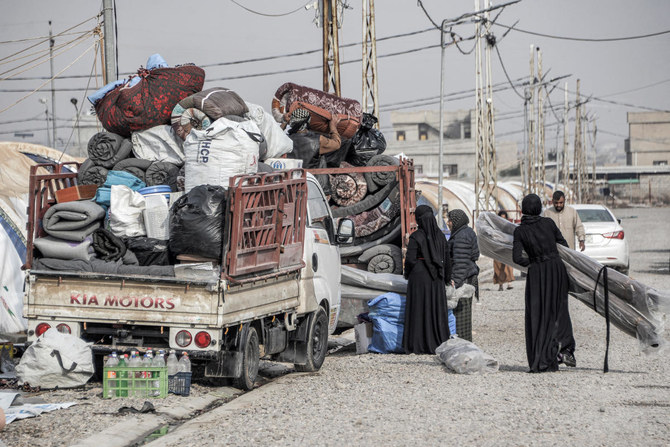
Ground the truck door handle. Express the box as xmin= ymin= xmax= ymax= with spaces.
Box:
xmin=312 ymin=253 xmax=318 ymax=272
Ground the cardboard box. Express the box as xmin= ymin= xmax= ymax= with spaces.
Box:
xmin=55 ymin=184 xmax=98 ymax=203
xmin=354 ymin=322 xmax=373 ymax=355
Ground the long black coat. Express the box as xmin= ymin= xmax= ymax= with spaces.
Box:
xmin=449 ymin=225 xmax=480 ymax=288
xmin=402 ymin=229 xmax=452 ymax=354
xmin=513 ymin=216 xmax=576 ymax=372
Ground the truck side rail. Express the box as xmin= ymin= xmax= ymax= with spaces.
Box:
xmin=224 ymin=169 xmax=307 ymax=281
xmin=307 ymin=157 xmax=417 ymax=250
xmin=24 ymin=162 xmax=81 ymax=269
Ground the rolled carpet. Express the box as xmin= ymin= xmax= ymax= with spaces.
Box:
xmin=350 ymin=187 xmax=400 ymax=237
xmin=113 ymin=158 xmax=152 ymax=183
xmin=88 ymin=132 xmax=133 ymax=169
xmin=332 ymin=181 xmax=397 ymax=219
xmin=145 ymin=161 xmax=181 ymax=191
xmin=329 ymin=162 xmax=367 ymax=207
xmin=364 ymin=154 xmax=399 ymax=193
xmin=77 ymin=159 xmax=109 ymax=186
xmin=42 ymin=200 xmax=106 ymax=242
xmin=359 ymin=244 xmax=403 ymax=275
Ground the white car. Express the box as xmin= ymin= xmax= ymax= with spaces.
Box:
xmin=573 ymin=204 xmax=630 ymax=274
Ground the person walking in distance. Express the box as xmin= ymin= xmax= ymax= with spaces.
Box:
xmin=402 ymin=205 xmax=452 ymax=354
xmin=493 ymin=210 xmax=515 ymax=291
xmin=543 ymin=190 xmax=586 ymax=251
xmin=513 ymin=194 xmax=577 ymax=372
xmin=447 ymin=209 xmax=479 ymax=342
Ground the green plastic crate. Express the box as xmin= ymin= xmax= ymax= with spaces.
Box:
xmin=103 ymin=366 xmax=168 ymax=399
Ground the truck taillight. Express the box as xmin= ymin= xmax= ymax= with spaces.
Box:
xmin=175 ymin=330 xmax=192 ymax=347
xmin=35 ymin=323 xmax=51 ymax=337
xmin=194 ymin=331 xmax=211 ymax=348
xmin=56 ymin=323 xmax=71 ymax=334
xmin=603 ymin=231 xmax=624 ymax=239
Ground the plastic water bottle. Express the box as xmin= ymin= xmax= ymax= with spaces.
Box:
xmin=117 ymin=354 xmax=128 ymax=397
xmin=167 ymin=350 xmax=179 ymax=376
xmin=178 ymin=352 xmax=191 ymax=373
xmin=105 ymin=352 xmax=119 ymax=398
xmin=151 ymin=350 xmax=166 ymax=396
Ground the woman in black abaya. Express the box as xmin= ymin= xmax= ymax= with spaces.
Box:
xmin=402 ymin=205 xmax=452 ymax=354
xmin=513 ymin=194 xmax=576 ymax=372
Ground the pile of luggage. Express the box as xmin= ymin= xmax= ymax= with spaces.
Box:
xmin=33 ymin=54 xmax=294 ymax=277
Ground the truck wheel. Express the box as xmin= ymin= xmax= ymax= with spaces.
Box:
xmin=234 ymin=326 xmax=259 ymax=391
xmin=295 ymin=307 xmax=328 ymax=372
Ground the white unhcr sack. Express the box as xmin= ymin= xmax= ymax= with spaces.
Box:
xmin=131 ymin=124 xmax=185 ymax=165
xmin=245 ymin=102 xmax=293 ymax=160
xmin=16 ymin=328 xmax=94 ymax=388
xmin=183 ymin=116 xmax=261 ymax=193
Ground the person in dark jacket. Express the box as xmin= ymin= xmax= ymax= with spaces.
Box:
xmin=402 ymin=205 xmax=452 ymax=354
xmin=447 ymin=209 xmax=479 ymax=341
xmin=513 ymin=193 xmax=576 ymax=372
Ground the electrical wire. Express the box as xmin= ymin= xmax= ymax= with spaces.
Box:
xmin=494 ymin=44 xmax=526 ymax=100
xmin=0 ymin=31 xmax=92 ymax=66
xmin=0 ymin=14 xmax=100 ymax=63
xmin=492 ymin=21 xmax=670 ymax=42
xmin=415 ymin=0 xmax=441 ymax=30
xmin=599 ymin=77 xmax=670 ymax=98
xmin=0 ymin=42 xmax=97 ymax=115
xmin=229 ymin=0 xmax=313 ymax=17
xmin=0 ymin=31 xmax=94 ymax=45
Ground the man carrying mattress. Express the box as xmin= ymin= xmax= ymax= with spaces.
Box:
xmin=282 ymin=108 xmax=342 ymax=167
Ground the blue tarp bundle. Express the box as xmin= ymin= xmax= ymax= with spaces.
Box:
xmin=367 ymin=292 xmax=406 ymax=354
xmin=94 ymin=171 xmax=146 ymax=210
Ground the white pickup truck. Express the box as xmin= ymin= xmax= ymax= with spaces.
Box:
xmin=23 ymin=164 xmax=353 ymax=389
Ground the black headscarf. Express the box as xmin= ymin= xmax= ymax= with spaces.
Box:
xmin=521 ymin=193 xmax=543 ymax=224
xmin=448 ymin=209 xmax=469 ymax=233
xmin=414 ymin=205 xmax=446 ymax=280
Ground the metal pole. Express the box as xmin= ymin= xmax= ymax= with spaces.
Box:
xmin=49 ymin=21 xmax=57 ymax=149
xmin=438 ymin=19 xmax=447 ymax=217
xmin=102 ymin=0 xmax=116 ymax=84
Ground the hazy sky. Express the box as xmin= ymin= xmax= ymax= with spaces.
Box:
xmin=1 ymin=0 xmax=669 ymax=158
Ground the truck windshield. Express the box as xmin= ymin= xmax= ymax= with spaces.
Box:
xmin=307 ymin=181 xmax=330 ymax=227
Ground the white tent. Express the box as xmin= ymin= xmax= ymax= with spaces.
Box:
xmin=0 ymin=143 xmax=82 ymax=334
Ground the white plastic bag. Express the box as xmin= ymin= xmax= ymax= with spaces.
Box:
xmin=245 ymin=102 xmax=293 ymax=160
xmin=16 ymin=328 xmax=94 ymax=388
xmin=183 ymin=116 xmax=261 ymax=193
xmin=435 ymin=338 xmax=499 ymax=374
xmin=109 ymin=185 xmax=146 ymax=237
xmin=131 ymin=124 xmax=185 ymax=165
xmin=446 ymin=283 xmax=476 ymax=310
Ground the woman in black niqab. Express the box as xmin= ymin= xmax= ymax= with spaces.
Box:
xmin=513 ymin=194 xmax=576 ymax=372
xmin=402 ymin=205 xmax=452 ymax=354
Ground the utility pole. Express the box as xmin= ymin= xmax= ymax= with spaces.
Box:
xmin=591 ymin=116 xmax=597 ymax=200
xmin=361 ymin=0 xmax=379 ymax=122
xmin=321 ymin=0 xmax=341 ymax=96
xmin=102 ymin=0 xmax=117 ymax=84
xmin=483 ymin=0 xmax=497 ymax=213
xmin=537 ymin=47 xmax=545 ymax=202
xmin=474 ymin=0 xmax=486 ymax=216
xmin=48 ymin=21 xmax=57 ymax=148
xmin=561 ymin=82 xmax=569 ymax=190
xmin=527 ymin=45 xmax=536 ymax=195
xmin=573 ymin=79 xmax=582 ymax=203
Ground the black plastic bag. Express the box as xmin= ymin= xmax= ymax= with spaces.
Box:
xmin=169 ymin=185 xmax=227 ymax=260
xmin=347 ymin=113 xmax=387 ymax=167
xmin=124 ymin=237 xmax=171 ymax=266
xmin=287 ymin=131 xmax=322 ymax=168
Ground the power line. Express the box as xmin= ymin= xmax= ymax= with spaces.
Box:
xmin=599 ymin=77 xmax=670 ymax=98
xmin=229 ymin=0 xmax=312 ymax=17
xmin=492 ymin=21 xmax=670 ymax=42
xmin=0 ymin=31 xmax=93 ymax=45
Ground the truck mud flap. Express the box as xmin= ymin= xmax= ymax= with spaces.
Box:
xmin=272 ymin=313 xmax=311 ymax=365
xmin=204 ymin=351 xmax=243 ymax=378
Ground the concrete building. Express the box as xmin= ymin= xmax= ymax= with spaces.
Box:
xmin=385 ymin=109 xmax=518 ymax=180
xmin=625 ymin=112 xmax=670 ymax=166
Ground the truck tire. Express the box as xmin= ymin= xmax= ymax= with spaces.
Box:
xmin=295 ymin=306 xmax=328 ymax=372
xmin=234 ymin=326 xmax=260 ymax=391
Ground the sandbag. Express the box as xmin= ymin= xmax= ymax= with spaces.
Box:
xmin=435 ymin=338 xmax=499 ymax=374
xmin=169 ymin=185 xmax=226 ymax=259
xmin=347 ymin=113 xmax=387 ymax=167
xmin=245 ymin=102 xmax=293 ymax=159
xmin=183 ymin=117 xmax=261 ymax=193
xmin=16 ymin=328 xmax=94 ymax=389
xmin=131 ymin=125 xmax=185 ymax=165
xmin=95 ymin=64 xmax=205 ymax=137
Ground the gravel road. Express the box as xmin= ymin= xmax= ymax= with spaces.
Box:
xmin=2 ymin=207 xmax=669 ymax=447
